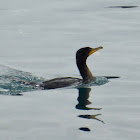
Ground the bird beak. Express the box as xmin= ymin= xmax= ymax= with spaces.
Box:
xmin=89 ymin=46 xmax=103 ymax=55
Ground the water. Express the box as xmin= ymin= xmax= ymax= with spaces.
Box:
xmin=0 ymin=0 xmax=140 ymax=139
xmin=0 ymin=65 xmax=45 ymax=95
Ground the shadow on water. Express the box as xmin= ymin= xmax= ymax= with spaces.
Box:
xmin=76 ymin=88 xmax=104 ymax=132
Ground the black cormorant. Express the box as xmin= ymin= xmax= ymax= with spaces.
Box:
xmin=40 ymin=46 xmax=104 ymax=89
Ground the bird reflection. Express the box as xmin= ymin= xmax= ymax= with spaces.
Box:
xmin=78 ymin=114 xmax=105 ymax=124
xmin=76 ymin=88 xmax=102 ymax=110
xmin=79 ymin=127 xmax=91 ymax=132
xmin=76 ymin=88 xmax=104 ymax=131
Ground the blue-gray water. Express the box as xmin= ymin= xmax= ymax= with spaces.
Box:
xmin=0 ymin=0 xmax=140 ymax=140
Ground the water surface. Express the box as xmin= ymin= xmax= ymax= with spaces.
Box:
xmin=0 ymin=0 xmax=140 ymax=140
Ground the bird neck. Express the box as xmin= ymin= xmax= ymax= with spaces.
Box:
xmin=76 ymin=59 xmax=95 ymax=82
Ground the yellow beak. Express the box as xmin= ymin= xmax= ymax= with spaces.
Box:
xmin=89 ymin=46 xmax=103 ymax=55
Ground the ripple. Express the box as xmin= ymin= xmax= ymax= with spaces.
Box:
xmin=108 ymin=6 xmax=138 ymax=8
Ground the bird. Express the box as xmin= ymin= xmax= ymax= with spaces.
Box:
xmin=40 ymin=46 xmax=112 ymax=89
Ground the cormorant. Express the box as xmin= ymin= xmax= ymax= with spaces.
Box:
xmin=40 ymin=46 xmax=105 ymax=89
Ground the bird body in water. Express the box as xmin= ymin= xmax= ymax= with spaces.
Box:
xmin=0 ymin=46 xmax=119 ymax=95
xmin=40 ymin=46 xmax=115 ymax=89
